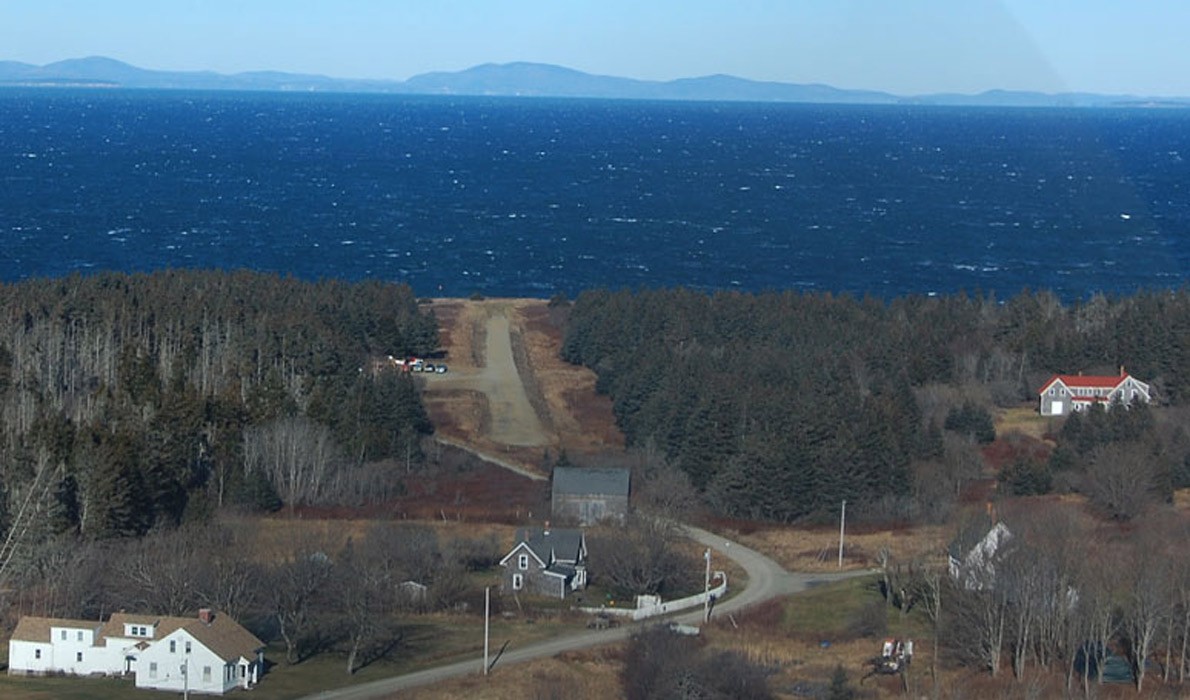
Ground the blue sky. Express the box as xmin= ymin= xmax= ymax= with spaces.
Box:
xmin=4 ymin=1 xmax=1189 ymax=96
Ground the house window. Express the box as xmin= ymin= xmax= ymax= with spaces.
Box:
xmin=149 ymin=662 xmax=158 ymax=679
xmin=203 ymin=666 xmax=211 ymax=683
xmin=185 ymin=641 xmax=192 ymax=654
xmin=76 ymin=652 xmax=83 ymax=662
xmin=170 ymin=640 xmax=176 ymax=653
xmin=34 ymin=649 xmax=41 ymax=660
xmin=77 ymin=631 xmax=83 ymax=641
xmin=512 ymin=573 xmax=524 ymax=590
xmin=518 ymin=554 xmax=529 ymax=570
xmin=60 ymin=630 xmax=66 ymax=640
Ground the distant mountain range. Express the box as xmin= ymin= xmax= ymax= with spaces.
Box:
xmin=1 ymin=56 xmax=1187 ymax=108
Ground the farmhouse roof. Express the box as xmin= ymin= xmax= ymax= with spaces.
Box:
xmin=14 ymin=610 xmax=265 ymax=661
xmin=552 ymin=467 xmax=630 ymax=497
xmin=180 ymin=611 xmax=264 ymax=661
xmin=1037 ymin=372 xmax=1133 ymax=394
xmin=10 ymin=616 xmax=101 ymax=643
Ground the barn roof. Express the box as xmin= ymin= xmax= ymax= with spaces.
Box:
xmin=552 ymin=467 xmax=630 ymax=498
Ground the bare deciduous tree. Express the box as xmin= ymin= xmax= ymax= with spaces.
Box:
xmin=243 ymin=417 xmax=341 ymax=510
xmin=1083 ymin=442 xmax=1157 ymax=521
xmin=267 ymin=536 xmax=335 ymax=665
xmin=586 ymin=517 xmax=698 ymax=598
xmin=121 ymin=527 xmax=206 ymax=616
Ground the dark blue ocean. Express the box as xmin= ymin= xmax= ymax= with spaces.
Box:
xmin=1 ymin=88 xmax=1186 ymax=300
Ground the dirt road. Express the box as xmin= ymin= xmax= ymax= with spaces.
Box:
xmin=298 ymin=300 xmax=870 ymax=699
xmin=304 ymin=526 xmax=870 ymax=700
xmin=424 ymin=304 xmax=549 ymax=447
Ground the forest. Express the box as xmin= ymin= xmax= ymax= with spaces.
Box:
xmin=0 ymin=273 xmax=1187 ymax=692
xmin=0 ymin=270 xmax=438 ymax=566
xmin=560 ymin=287 xmax=1190 ymax=522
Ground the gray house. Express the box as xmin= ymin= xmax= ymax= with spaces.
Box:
xmin=499 ymin=526 xmax=587 ymax=599
xmin=1037 ymin=370 xmax=1151 ymax=416
xmin=551 ymin=467 xmax=630 ymax=525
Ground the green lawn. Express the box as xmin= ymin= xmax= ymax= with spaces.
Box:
xmin=781 ymin=574 xmax=929 ymax=643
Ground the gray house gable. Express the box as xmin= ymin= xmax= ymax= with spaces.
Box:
xmin=499 ymin=527 xmax=588 ymax=599
xmin=499 ymin=540 xmax=548 ymax=569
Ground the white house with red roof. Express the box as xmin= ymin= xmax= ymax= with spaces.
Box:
xmin=1037 ymin=369 xmax=1151 ymax=416
xmin=7 ymin=609 xmax=264 ymax=695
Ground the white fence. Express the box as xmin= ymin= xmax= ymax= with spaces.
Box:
xmin=581 ymin=572 xmax=727 ymax=622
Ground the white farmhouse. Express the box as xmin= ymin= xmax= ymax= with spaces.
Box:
xmin=8 ymin=608 xmax=264 ymax=695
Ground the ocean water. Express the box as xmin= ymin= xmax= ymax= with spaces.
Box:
xmin=0 ymin=88 xmax=1186 ymax=300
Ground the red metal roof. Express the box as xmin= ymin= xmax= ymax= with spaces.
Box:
xmin=1038 ymin=373 xmax=1129 ymax=394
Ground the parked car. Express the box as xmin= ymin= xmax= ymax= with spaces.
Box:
xmin=435 ymin=365 xmax=448 ymax=374
xmin=423 ymin=363 xmax=435 ymax=373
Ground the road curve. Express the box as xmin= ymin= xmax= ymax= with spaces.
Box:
xmin=304 ymin=526 xmax=871 ymax=700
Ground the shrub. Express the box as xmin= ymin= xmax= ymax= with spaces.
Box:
xmin=998 ymin=458 xmax=1053 ymax=496
xmin=944 ymin=402 xmax=996 ymax=444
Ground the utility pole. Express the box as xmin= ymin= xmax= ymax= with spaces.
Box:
xmin=703 ymin=548 xmax=711 ymax=622
xmin=483 ymin=585 xmax=490 ymax=676
xmin=838 ymin=499 xmax=847 ymax=568
xmin=181 ymin=657 xmax=189 ymax=700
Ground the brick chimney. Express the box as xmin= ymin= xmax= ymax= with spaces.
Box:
xmin=198 ymin=608 xmax=214 ymax=625
xmin=543 ymin=520 xmax=551 ymax=536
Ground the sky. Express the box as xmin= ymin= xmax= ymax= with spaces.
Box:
xmin=4 ymin=0 xmax=1190 ymax=97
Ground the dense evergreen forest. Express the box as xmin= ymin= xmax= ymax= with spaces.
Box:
xmin=561 ymin=287 xmax=1190 ymax=522
xmin=0 ymin=270 xmax=437 ymax=551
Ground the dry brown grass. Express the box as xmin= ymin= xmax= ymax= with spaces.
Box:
xmin=242 ymin=516 xmax=519 ymax=561
xmin=425 ymin=388 xmax=491 ymax=442
xmin=1176 ymin=488 xmax=1190 ymax=513
xmin=515 ymin=302 xmax=624 ymax=456
xmin=724 ymin=523 xmax=949 ymax=573
xmin=400 ymin=647 xmax=623 ymax=700
xmin=995 ymin=405 xmax=1056 ymax=441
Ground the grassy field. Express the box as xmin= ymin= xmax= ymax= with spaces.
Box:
xmin=706 ymin=574 xmax=935 ymax=699
xmin=995 ymin=404 xmax=1056 ymax=440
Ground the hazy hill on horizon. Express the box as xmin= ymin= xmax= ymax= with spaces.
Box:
xmin=2 ymin=56 xmax=1187 ymax=107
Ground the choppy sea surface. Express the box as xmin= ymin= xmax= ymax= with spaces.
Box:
xmin=0 ymin=88 xmax=1186 ymax=300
